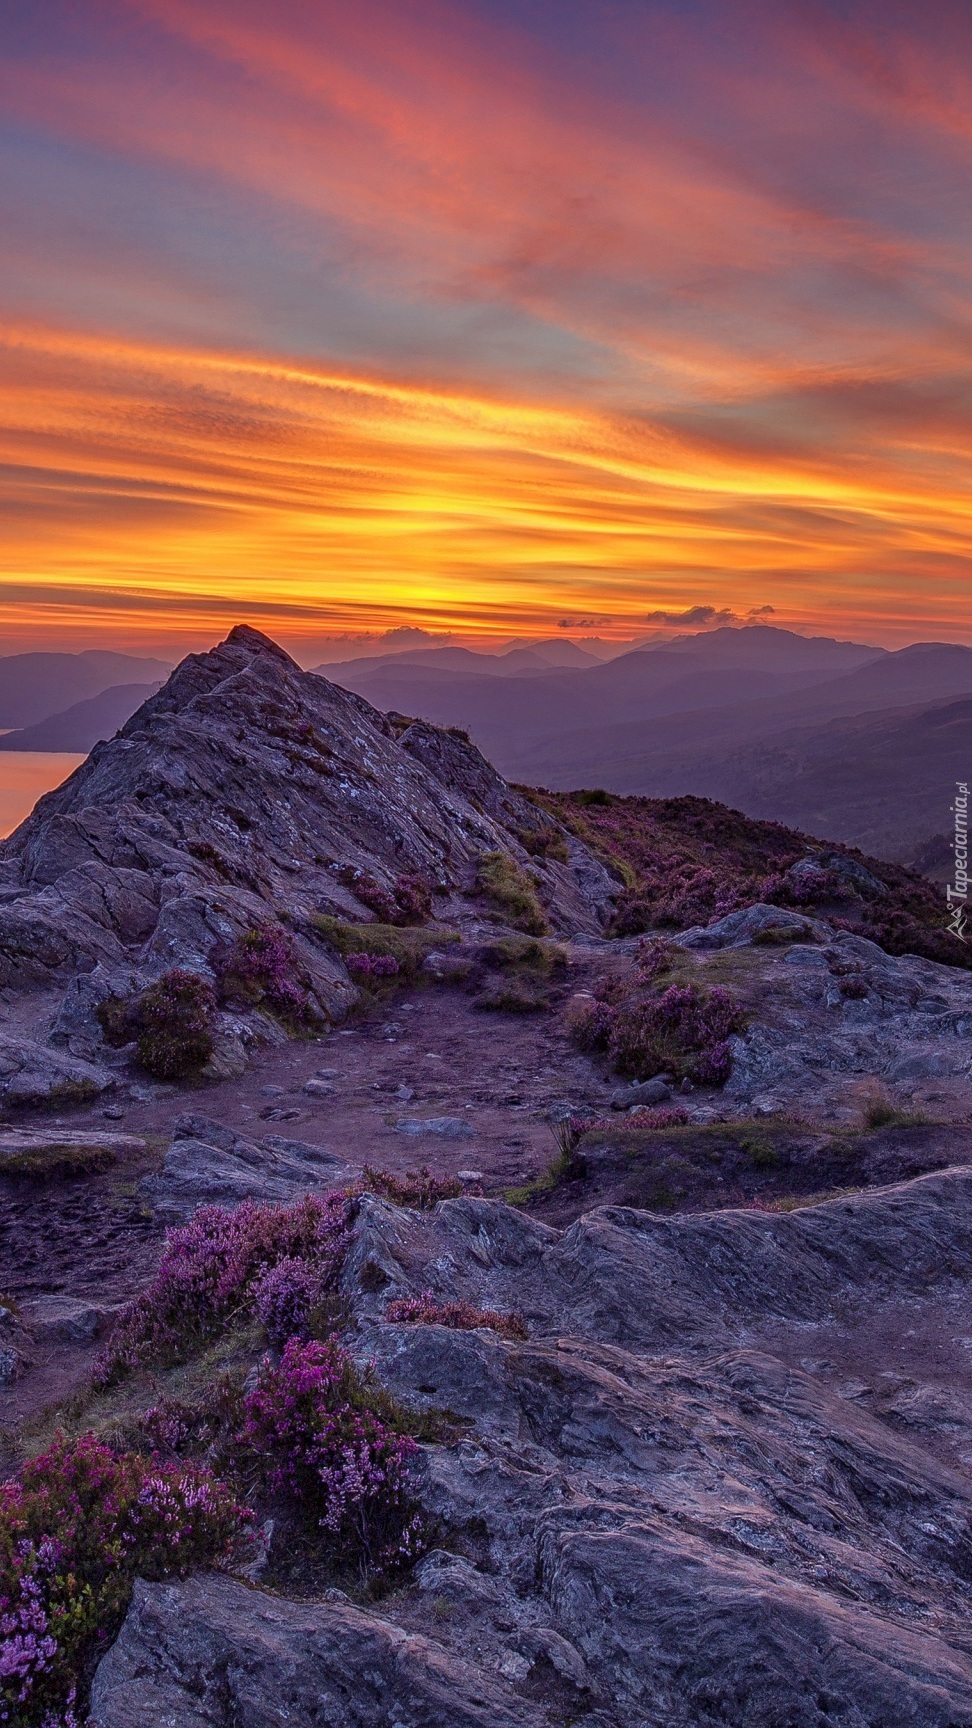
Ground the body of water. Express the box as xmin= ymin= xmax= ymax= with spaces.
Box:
xmin=0 ymin=752 xmax=85 ymax=838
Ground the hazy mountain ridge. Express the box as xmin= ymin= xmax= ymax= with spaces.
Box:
xmin=0 ymin=650 xmax=171 ymax=729
xmin=0 ymin=683 xmax=162 ymax=753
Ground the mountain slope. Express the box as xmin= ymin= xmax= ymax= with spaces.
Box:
xmin=0 ymin=626 xmax=614 ymax=1016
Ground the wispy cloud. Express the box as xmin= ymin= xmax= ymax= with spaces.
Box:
xmin=1 ymin=0 xmax=972 ymax=648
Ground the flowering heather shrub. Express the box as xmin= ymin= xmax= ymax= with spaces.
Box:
xmin=94 ymin=1191 xmax=353 ymax=1385
xmin=580 ymin=1106 xmax=691 ymax=1132
xmin=535 ymin=788 xmax=972 ymax=969
xmin=387 ymin=1291 xmax=527 ymax=1340
xmin=97 ymin=969 xmax=217 ymax=1078
xmin=608 ymin=982 xmax=743 ymax=1085
xmin=0 ymin=1434 xmax=245 ymax=1726
xmin=346 ymin=952 xmax=400 ymax=983
xmin=214 ymin=922 xmax=311 ymax=1024
xmin=336 ymin=866 xmax=432 ymax=926
xmin=139 ymin=1398 xmax=196 ymax=1454
xmin=570 ymin=971 xmax=743 ymax=1087
xmin=251 ymin=1256 xmax=327 ymax=1345
xmin=240 ymin=1339 xmax=426 ymax=1577
xmin=634 ymin=937 xmax=680 ymax=981
xmin=358 ymin=1166 xmax=464 ymax=1209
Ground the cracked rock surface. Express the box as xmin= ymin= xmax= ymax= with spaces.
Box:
xmin=93 ymin=1173 xmax=972 ymax=1727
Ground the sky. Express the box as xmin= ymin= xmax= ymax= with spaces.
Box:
xmin=2 ymin=0 xmax=972 ymax=657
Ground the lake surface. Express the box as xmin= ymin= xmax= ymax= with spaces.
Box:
xmin=0 ymin=752 xmax=85 ymax=838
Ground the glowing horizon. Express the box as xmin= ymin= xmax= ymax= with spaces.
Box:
xmin=3 ymin=1 xmax=972 ymax=656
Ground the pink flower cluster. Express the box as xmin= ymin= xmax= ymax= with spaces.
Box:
xmin=240 ymin=1339 xmax=425 ymax=1575
xmin=386 ymin=1291 xmax=527 ymax=1340
xmin=215 ymin=922 xmax=310 ymax=1023
xmin=0 ymin=1435 xmax=245 ymax=1726
xmin=336 ymin=866 xmax=432 ymax=926
xmin=251 ymin=1256 xmax=327 ymax=1345
xmin=94 ymin=1190 xmax=353 ymax=1384
xmin=346 ymin=952 xmax=400 ymax=982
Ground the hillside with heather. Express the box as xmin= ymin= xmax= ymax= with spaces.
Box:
xmin=1 ymin=628 xmax=972 ymax=1728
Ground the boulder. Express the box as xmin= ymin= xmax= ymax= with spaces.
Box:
xmin=677 ymin=902 xmax=826 ymax=949
xmin=0 ymin=1035 xmax=111 ymax=1109
xmin=95 ymin=1171 xmax=972 ymax=1726
xmin=610 ymin=1077 xmax=672 ymax=1109
xmin=0 ymin=1127 xmax=144 ymax=1179
xmin=394 ymin=1116 xmax=476 ymax=1139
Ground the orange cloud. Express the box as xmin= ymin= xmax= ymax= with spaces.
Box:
xmin=2 ymin=318 xmax=972 ymax=651
xmin=3 ymin=1 xmax=972 ymax=651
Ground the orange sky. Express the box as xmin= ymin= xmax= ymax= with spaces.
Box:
xmin=3 ymin=0 xmax=972 ymax=654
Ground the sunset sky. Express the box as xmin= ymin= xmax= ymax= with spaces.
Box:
xmin=3 ymin=0 xmax=972 ymax=656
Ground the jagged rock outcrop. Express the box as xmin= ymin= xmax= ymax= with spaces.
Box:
xmin=94 ymin=1172 xmax=972 ymax=1726
xmin=0 ymin=626 xmax=614 ymax=1086
xmin=139 ymin=1114 xmax=354 ymax=1219
xmin=670 ymin=904 xmax=972 ymax=1115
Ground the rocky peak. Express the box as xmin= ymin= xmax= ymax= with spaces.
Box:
xmin=0 ymin=626 xmax=615 ymax=1058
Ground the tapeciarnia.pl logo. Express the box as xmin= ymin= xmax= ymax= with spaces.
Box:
xmin=947 ymin=780 xmax=968 ymax=943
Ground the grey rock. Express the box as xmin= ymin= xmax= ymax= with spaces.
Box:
xmin=140 ymin=1116 xmax=353 ymax=1219
xmin=91 ymin=1574 xmax=548 ymax=1728
xmin=303 ymin=1077 xmax=334 ymax=1096
xmin=677 ymin=902 xmax=826 ymax=949
xmin=20 ymin=1294 xmax=111 ymax=1344
xmin=98 ymin=1172 xmax=972 ymax=1726
xmin=395 ymin=1116 xmax=476 ymax=1138
xmin=610 ymin=1077 xmax=672 ymax=1109
xmin=0 ymin=1345 xmax=26 ymax=1385
xmin=0 ymin=629 xmax=612 ymax=1051
xmin=0 ymin=1035 xmax=111 ymax=1107
xmin=0 ymin=1127 xmax=144 ymax=1171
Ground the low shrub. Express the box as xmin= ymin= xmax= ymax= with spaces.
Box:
xmin=239 ymin=1339 xmax=426 ymax=1579
xmin=345 ymin=952 xmax=400 ymax=985
xmin=634 ymin=937 xmax=680 ymax=982
xmin=96 ymin=969 xmax=217 ymax=1079
xmin=513 ymin=825 xmax=569 ymax=863
xmin=357 ymin=1166 xmax=464 ymax=1209
xmin=570 ymin=972 xmax=744 ymax=1086
xmin=313 ymin=917 xmax=457 ymax=982
xmin=93 ymin=1190 xmax=354 ymax=1385
xmin=536 ymin=789 xmax=972 ymax=969
xmin=475 ymin=852 xmax=549 ymax=935
xmin=336 ymin=867 xmax=432 ymax=926
xmin=214 ymin=922 xmax=311 ymax=1025
xmin=386 ymin=1291 xmax=527 ymax=1340
xmin=0 ymin=1433 xmax=245 ymax=1727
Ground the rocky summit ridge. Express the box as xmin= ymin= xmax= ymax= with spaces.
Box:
xmin=2 ymin=627 xmax=972 ymax=1728
xmin=0 ymin=624 xmax=613 ymax=1090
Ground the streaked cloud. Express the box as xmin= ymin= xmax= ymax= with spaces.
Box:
xmin=1 ymin=0 xmax=972 ymax=650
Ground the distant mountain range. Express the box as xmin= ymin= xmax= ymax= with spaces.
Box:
xmin=321 ymin=627 xmax=972 ymax=866
xmin=0 ymin=650 xmax=171 ymax=728
xmin=0 ymin=683 xmax=162 ymax=753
